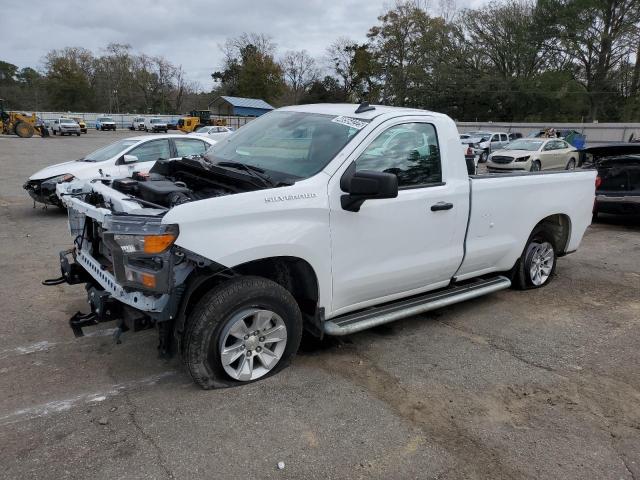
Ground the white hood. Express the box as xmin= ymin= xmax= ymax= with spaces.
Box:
xmin=29 ymin=160 xmax=109 ymax=181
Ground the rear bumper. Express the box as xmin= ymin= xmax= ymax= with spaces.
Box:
xmin=595 ymin=194 xmax=640 ymax=214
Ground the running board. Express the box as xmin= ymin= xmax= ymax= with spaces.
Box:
xmin=323 ymin=276 xmax=511 ymax=336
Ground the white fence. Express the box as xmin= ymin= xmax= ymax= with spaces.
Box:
xmin=22 ymin=111 xmax=640 ymax=143
xmin=31 ymin=112 xmax=255 ymax=130
xmin=457 ymin=122 xmax=640 ymax=143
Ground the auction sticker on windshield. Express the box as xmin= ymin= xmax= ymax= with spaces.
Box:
xmin=331 ymin=116 xmax=368 ymax=130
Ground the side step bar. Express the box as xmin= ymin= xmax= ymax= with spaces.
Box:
xmin=324 ymin=276 xmax=511 ymax=336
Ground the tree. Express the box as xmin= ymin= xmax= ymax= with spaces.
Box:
xmin=44 ymin=47 xmax=96 ymax=111
xmin=213 ymin=33 xmax=285 ymax=103
xmin=0 ymin=61 xmax=18 ymax=84
xmin=301 ymin=75 xmax=348 ymax=103
xmin=280 ymin=50 xmax=318 ymax=104
xmin=540 ymin=0 xmax=640 ymax=120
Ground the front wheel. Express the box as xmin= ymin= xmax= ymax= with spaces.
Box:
xmin=566 ymin=158 xmax=576 ymax=170
xmin=183 ymin=276 xmax=303 ymax=389
xmin=479 ymin=150 xmax=488 ymax=163
xmin=512 ymin=226 xmax=557 ymax=289
xmin=530 ymin=160 xmax=541 ymax=172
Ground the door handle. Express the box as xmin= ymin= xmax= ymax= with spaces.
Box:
xmin=431 ymin=202 xmax=453 ymax=211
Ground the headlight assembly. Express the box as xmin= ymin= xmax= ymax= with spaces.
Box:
xmin=515 ymin=156 xmax=530 ymax=162
xmin=49 ymin=173 xmax=75 ymax=183
xmin=112 ymin=230 xmax=178 ymax=254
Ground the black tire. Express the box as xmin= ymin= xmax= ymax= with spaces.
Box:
xmin=479 ymin=150 xmax=489 ymax=163
xmin=76 ymin=132 xmax=80 ymax=136
xmin=530 ymin=160 xmax=541 ymax=172
xmin=566 ymin=158 xmax=576 ymax=170
xmin=183 ymin=276 xmax=303 ymax=389
xmin=512 ymin=226 xmax=557 ymax=290
xmin=52 ymin=129 xmax=56 ymax=135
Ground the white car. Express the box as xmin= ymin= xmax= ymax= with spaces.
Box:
xmin=145 ymin=117 xmax=168 ymax=133
xmin=461 ymin=131 xmax=510 ymax=162
xmin=190 ymin=125 xmax=234 ymax=140
xmin=130 ymin=117 xmax=145 ymax=131
xmin=53 ymin=103 xmax=595 ymax=388
xmin=24 ymin=134 xmax=216 ymax=206
xmin=487 ymin=138 xmax=578 ymax=172
xmin=51 ymin=118 xmax=81 ymax=136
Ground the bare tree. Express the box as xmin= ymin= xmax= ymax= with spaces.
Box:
xmin=280 ymin=50 xmax=318 ymax=104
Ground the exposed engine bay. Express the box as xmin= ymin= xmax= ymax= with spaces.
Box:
xmin=104 ymin=157 xmax=273 ymax=209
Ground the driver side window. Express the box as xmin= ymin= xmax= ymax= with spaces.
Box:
xmin=355 ymin=123 xmax=442 ymax=188
xmin=128 ymin=139 xmax=171 ymax=162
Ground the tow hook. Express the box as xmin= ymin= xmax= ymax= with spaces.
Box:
xmin=69 ymin=311 xmax=99 ymax=337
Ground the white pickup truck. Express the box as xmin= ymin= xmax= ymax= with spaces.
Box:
xmin=51 ymin=103 xmax=596 ymax=389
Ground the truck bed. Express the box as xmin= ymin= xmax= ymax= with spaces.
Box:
xmin=455 ymin=170 xmax=597 ymax=280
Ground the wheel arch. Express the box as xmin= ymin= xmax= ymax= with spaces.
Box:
xmin=176 ymin=256 xmax=322 ymax=350
xmin=533 ymin=213 xmax=572 ymax=256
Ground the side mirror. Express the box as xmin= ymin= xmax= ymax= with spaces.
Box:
xmin=340 ymin=162 xmax=398 ymax=212
xmin=122 ymin=154 xmax=138 ymax=164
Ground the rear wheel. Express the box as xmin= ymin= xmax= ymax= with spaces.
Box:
xmin=512 ymin=226 xmax=557 ymax=289
xmin=183 ymin=276 xmax=303 ymax=389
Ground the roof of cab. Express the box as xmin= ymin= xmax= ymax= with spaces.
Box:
xmin=279 ymin=103 xmax=441 ymax=120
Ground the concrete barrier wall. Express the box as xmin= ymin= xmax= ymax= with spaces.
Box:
xmin=457 ymin=122 xmax=640 ymax=144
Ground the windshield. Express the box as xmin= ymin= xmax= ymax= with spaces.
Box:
xmin=99 ymin=117 xmax=113 ymax=122
xmin=81 ymin=139 xmax=139 ymax=162
xmin=60 ymin=119 xmax=76 ymax=124
xmin=204 ymin=111 xmax=368 ymax=179
xmin=505 ymin=139 xmax=544 ymax=151
xmin=195 ymin=127 xmax=211 ymax=133
xmin=150 ymin=118 xmax=163 ymax=123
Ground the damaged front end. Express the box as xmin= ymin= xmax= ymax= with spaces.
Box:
xmin=45 ymin=187 xmax=218 ymax=356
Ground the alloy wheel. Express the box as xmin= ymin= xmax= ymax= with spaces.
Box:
xmin=219 ymin=308 xmax=288 ymax=381
xmin=527 ymin=241 xmax=554 ymax=286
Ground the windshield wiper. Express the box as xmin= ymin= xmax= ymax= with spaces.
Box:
xmin=216 ymin=161 xmax=275 ymax=187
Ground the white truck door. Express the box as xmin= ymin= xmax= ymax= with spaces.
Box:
xmin=328 ymin=120 xmax=468 ymax=314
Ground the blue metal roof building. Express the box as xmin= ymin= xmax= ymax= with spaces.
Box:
xmin=208 ymin=96 xmax=274 ymax=117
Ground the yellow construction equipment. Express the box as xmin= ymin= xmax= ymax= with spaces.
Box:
xmin=0 ymin=98 xmax=47 ymax=138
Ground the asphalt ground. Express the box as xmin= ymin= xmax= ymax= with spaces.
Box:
xmin=0 ymin=130 xmax=639 ymax=479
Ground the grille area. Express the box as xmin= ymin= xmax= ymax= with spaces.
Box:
xmin=491 ymin=156 xmax=514 ymax=164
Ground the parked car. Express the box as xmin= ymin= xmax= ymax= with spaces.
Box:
xmin=96 ymin=117 xmax=117 ymax=131
xmin=145 ymin=117 xmax=168 ymax=133
xmin=129 ymin=117 xmax=145 ymax=131
xmin=50 ymin=118 xmax=81 ymax=136
xmin=460 ymin=131 xmax=510 ymax=162
xmin=167 ymin=118 xmax=180 ymax=130
xmin=51 ymin=103 xmax=595 ymax=389
xmin=70 ymin=117 xmax=87 ymax=134
xmin=487 ymin=138 xmax=578 ymax=172
xmin=191 ymin=125 xmax=235 ymax=140
xmin=580 ymin=143 xmax=640 ymax=218
xmin=24 ymin=134 xmax=217 ymax=207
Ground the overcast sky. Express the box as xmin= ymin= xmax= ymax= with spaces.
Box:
xmin=2 ymin=0 xmax=485 ymax=90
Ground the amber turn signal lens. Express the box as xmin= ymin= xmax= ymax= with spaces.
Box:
xmin=143 ymin=233 xmax=177 ymax=254
xmin=140 ymin=273 xmax=157 ymax=289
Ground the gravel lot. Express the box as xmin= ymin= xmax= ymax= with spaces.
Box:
xmin=0 ymin=131 xmax=639 ymax=480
